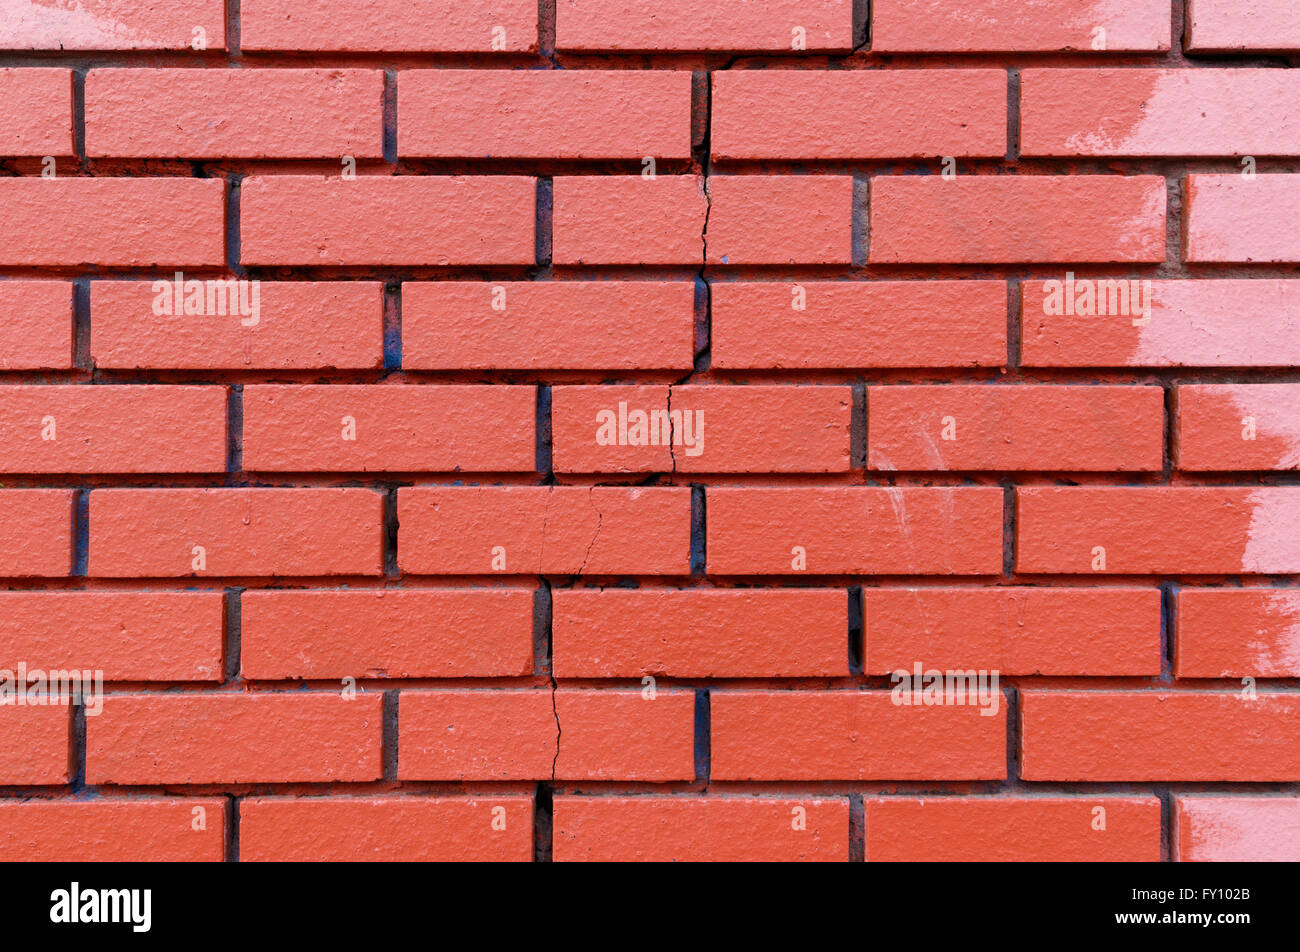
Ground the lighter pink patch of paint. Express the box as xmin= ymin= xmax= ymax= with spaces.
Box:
xmin=1180 ymin=797 xmax=1300 ymax=861
xmin=1186 ymin=174 xmax=1300 ymax=263
xmin=1065 ymin=0 xmax=1170 ymax=50
xmin=1247 ymin=592 xmax=1300 ymax=674
xmin=1228 ymin=385 xmax=1300 ymax=469
xmin=1136 ymin=281 xmax=1300 ymax=366
xmin=1242 ymin=488 xmax=1300 ymax=573
xmin=0 ymin=0 xmax=143 ymax=48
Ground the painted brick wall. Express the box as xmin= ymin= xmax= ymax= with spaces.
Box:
xmin=1 ymin=0 xmax=1299 ymax=863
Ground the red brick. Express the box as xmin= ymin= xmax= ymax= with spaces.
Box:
xmin=241 ymin=588 xmax=535 ymax=680
xmin=552 ymin=588 xmax=848 ymax=678
xmin=240 ymin=175 xmax=535 ymax=266
xmin=867 ymin=385 xmax=1163 ymax=472
xmin=864 ymin=587 xmax=1163 ymax=676
xmin=397 ymin=486 xmax=690 ymax=576
xmin=0 ymin=0 xmax=226 ymax=50
xmin=1176 ymin=384 xmax=1300 ymax=471
xmin=552 ymin=384 xmax=851 ymax=474
xmin=241 ymin=0 xmax=538 ymax=51
xmin=399 ymin=70 xmax=691 ymax=159
xmin=398 ymin=689 xmax=695 ymax=781
xmin=1186 ymin=0 xmax=1300 ymax=53
xmin=1176 ymin=796 xmax=1300 ymax=862
xmin=91 ymin=280 xmax=384 ymax=371
xmin=0 ymin=592 xmax=224 ymax=682
xmin=869 ymin=175 xmax=1166 ymax=263
xmin=87 ymin=693 xmax=384 ymax=784
xmin=241 ymin=797 xmax=534 ymax=862
xmin=712 ymin=691 xmax=1006 ymax=780
xmin=0 ymin=68 xmax=72 ymax=156
xmin=0 ymin=490 xmax=73 ymax=578
xmin=0 ymin=704 xmax=70 ymax=785
xmin=86 ymin=69 xmax=382 ymax=160
xmin=1016 ymin=487 xmax=1300 ymax=575
xmin=89 ymin=488 xmax=384 ymax=578
xmin=554 ymin=797 xmax=850 ymax=862
xmin=1021 ymin=690 xmax=1300 ymax=781
xmin=865 ymin=797 xmax=1162 ymax=861
xmin=1023 ymin=69 xmax=1300 ymax=157
xmin=871 ymin=0 xmax=1170 ymax=52
xmin=708 ymin=175 xmax=854 ymax=265
xmin=242 ymin=385 xmax=535 ymax=473
xmin=1022 ymin=279 xmax=1300 ymax=368
xmin=0 ymin=178 xmax=224 ymax=267
xmin=0 ymin=385 xmax=226 ymax=473
xmin=0 ymin=799 xmax=227 ymax=861
xmin=401 ymin=281 xmax=695 ymax=371
xmin=553 ymin=176 xmax=706 ymax=266
xmin=556 ymin=0 xmax=854 ymax=51
xmin=707 ymin=487 xmax=1004 ymax=575
xmin=1186 ymin=174 xmax=1300 ymax=263
xmin=711 ymin=281 xmax=1007 ymax=369
xmin=0 ymin=281 xmax=73 ymax=371
xmin=712 ymin=71 xmax=1006 ymax=160
xmin=1176 ymin=588 xmax=1300 ymax=678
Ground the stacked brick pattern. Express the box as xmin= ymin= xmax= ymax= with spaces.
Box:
xmin=2 ymin=0 xmax=1300 ymax=862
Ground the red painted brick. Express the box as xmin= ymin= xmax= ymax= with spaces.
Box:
xmin=0 ymin=490 xmax=74 ymax=578
xmin=0 ymin=0 xmax=227 ymax=50
xmin=1016 ymin=487 xmax=1300 ymax=575
xmin=1186 ymin=0 xmax=1300 ymax=53
xmin=554 ymin=797 xmax=850 ymax=862
xmin=1023 ymin=69 xmax=1300 ymax=157
xmin=1176 ymin=588 xmax=1300 ymax=678
xmin=1176 ymin=384 xmax=1300 ymax=471
xmin=556 ymin=0 xmax=854 ymax=51
xmin=399 ymin=70 xmax=691 ymax=159
xmin=1186 ymin=174 xmax=1300 ymax=263
xmin=86 ymin=68 xmax=383 ymax=159
xmin=0 ymin=385 xmax=226 ymax=473
xmin=401 ymin=281 xmax=695 ymax=371
xmin=89 ymin=488 xmax=384 ymax=578
xmin=0 ymin=799 xmax=227 ymax=861
xmin=552 ymin=384 xmax=851 ymax=473
xmin=1022 ymin=279 xmax=1300 ymax=368
xmin=713 ymin=70 xmax=1005 ymax=160
xmin=1176 ymin=796 xmax=1300 ymax=862
xmin=241 ymin=0 xmax=538 ymax=51
xmin=242 ymin=385 xmax=535 ymax=473
xmin=1021 ymin=691 xmax=1300 ymax=781
xmin=397 ymin=486 xmax=690 ymax=576
xmin=865 ymin=797 xmax=1162 ymax=862
xmin=553 ymin=175 xmax=706 ymax=266
xmin=91 ymin=280 xmax=384 ymax=371
xmin=241 ymin=588 xmax=534 ymax=680
xmin=0 ymin=281 xmax=73 ymax=371
xmin=708 ymin=175 xmax=854 ymax=265
xmin=869 ymin=175 xmax=1166 ymax=263
xmin=0 ymin=704 xmax=70 ymax=785
xmin=867 ymin=385 xmax=1164 ymax=471
xmin=88 ymin=693 xmax=384 ymax=784
xmin=241 ymin=797 xmax=534 ymax=862
xmin=398 ymin=689 xmax=695 ymax=781
xmin=0 ymin=592 xmax=224 ymax=682
xmin=707 ymin=487 xmax=1004 ymax=575
xmin=864 ymin=587 xmax=1163 ymax=676
xmin=711 ymin=281 xmax=1007 ymax=369
xmin=871 ymin=0 xmax=1170 ymax=52
xmin=240 ymin=175 xmax=535 ymax=266
xmin=0 ymin=68 xmax=72 ymax=156
xmin=0 ymin=178 xmax=224 ymax=267
xmin=712 ymin=691 xmax=1006 ymax=780
xmin=552 ymin=588 xmax=848 ymax=678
